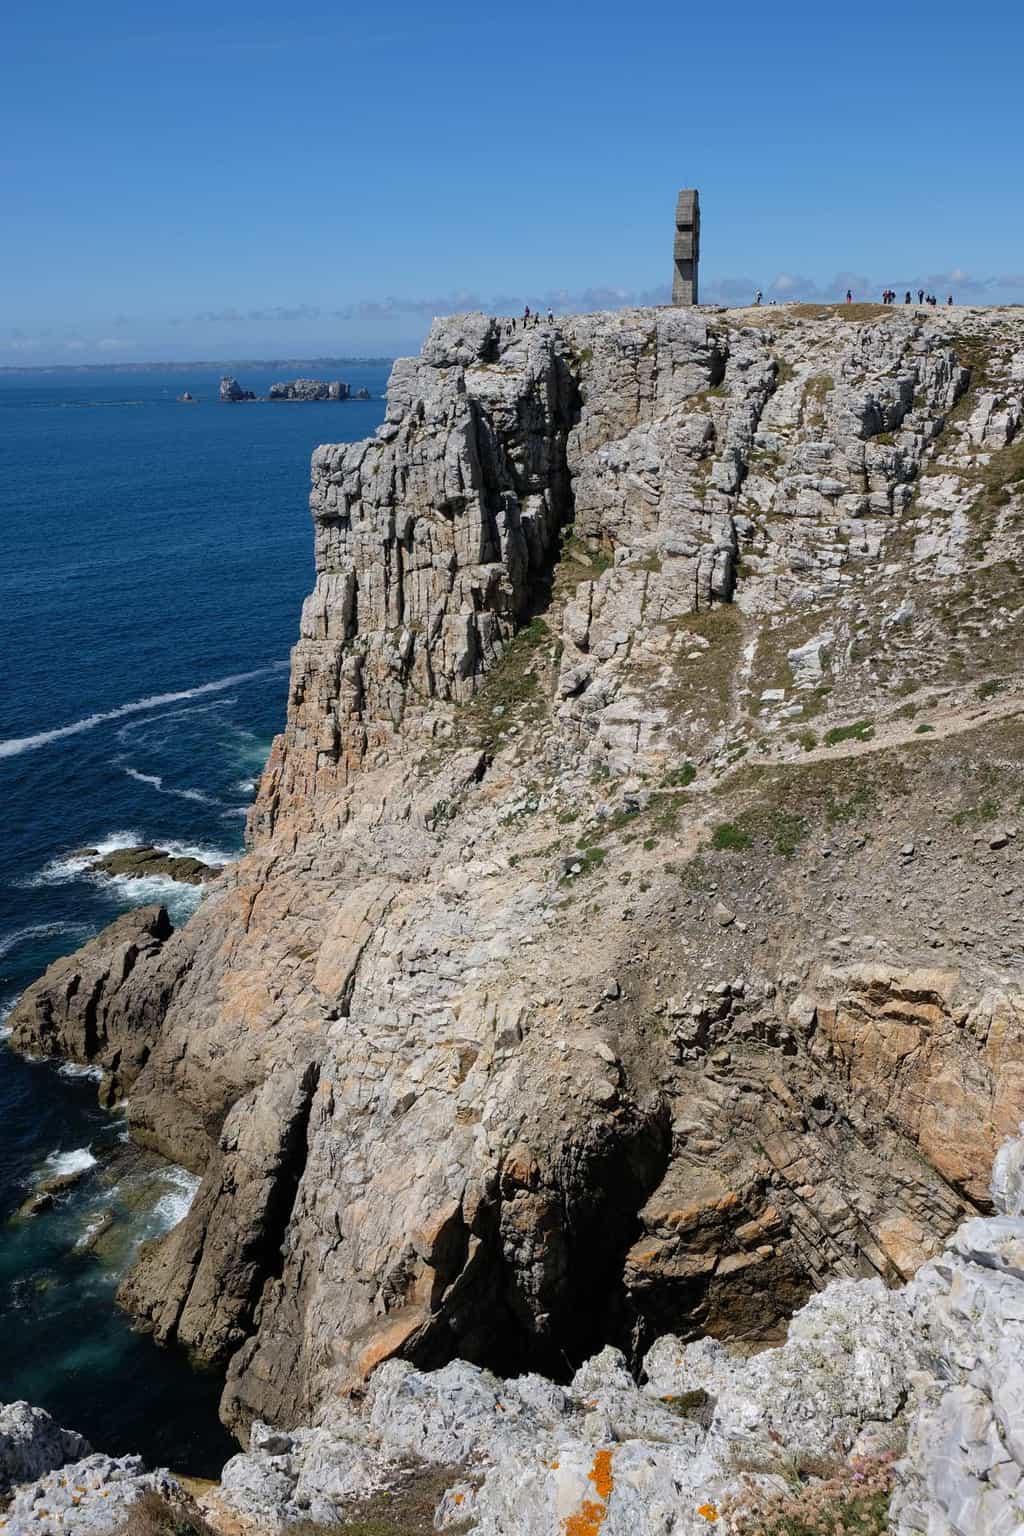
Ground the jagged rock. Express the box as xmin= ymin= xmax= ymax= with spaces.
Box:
xmin=219 ymin=376 xmax=255 ymax=402
xmin=0 ymin=1403 xmax=90 ymax=1496
xmin=4 ymin=1452 xmax=182 ymax=1535
xmin=7 ymin=906 xmax=175 ymax=1103
xmin=201 ymin=1135 xmax=1024 ymax=1534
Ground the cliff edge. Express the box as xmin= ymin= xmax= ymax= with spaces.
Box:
xmin=11 ymin=301 xmax=1024 ymax=1450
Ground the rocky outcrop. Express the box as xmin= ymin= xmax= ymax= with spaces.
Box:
xmin=33 ymin=1129 xmax=1005 ymax=1536
xmin=7 ymin=906 xmax=175 ymax=1107
xmin=4 ymin=1452 xmax=184 ymax=1535
xmin=268 ymin=379 xmax=349 ymax=401
xmin=0 ymin=1403 xmax=90 ymax=1497
xmin=219 ymin=377 xmax=255 ymax=402
xmin=11 ymin=303 xmax=1024 ymax=1451
xmin=73 ymin=844 xmax=221 ymax=885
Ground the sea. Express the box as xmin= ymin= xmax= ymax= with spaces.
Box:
xmin=0 ymin=362 xmax=389 ymax=1473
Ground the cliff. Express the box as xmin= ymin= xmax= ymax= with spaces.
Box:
xmin=8 ymin=1132 xmax=1024 ymax=1533
xmin=11 ymin=302 xmax=1024 ymax=1465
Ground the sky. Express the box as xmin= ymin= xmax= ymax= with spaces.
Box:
xmin=2 ymin=0 xmax=1023 ymax=365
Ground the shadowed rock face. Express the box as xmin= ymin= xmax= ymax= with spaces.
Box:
xmin=11 ymin=303 xmax=1024 ymax=1442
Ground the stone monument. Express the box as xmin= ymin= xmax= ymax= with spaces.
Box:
xmin=671 ymin=189 xmax=700 ymax=306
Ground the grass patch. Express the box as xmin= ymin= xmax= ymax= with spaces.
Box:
xmin=826 ymin=783 xmax=877 ymax=824
xmin=711 ymin=821 xmax=753 ymax=852
xmin=285 ymin=1462 xmax=475 ymax=1535
xmin=561 ymin=845 xmax=607 ymax=883
xmin=664 ymin=762 xmax=697 ymax=787
xmin=915 ymin=722 xmax=935 ymax=734
xmin=952 ymin=795 xmax=1000 ymax=827
xmin=113 ymin=1492 xmax=216 ymax=1536
xmin=824 ymin=719 xmax=874 ymax=747
xmin=460 ymin=616 xmax=550 ymax=749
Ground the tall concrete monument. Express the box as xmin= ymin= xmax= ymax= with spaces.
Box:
xmin=672 ymin=189 xmax=700 ymax=306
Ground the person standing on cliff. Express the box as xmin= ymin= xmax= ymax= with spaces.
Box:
xmin=947 ymin=294 xmax=953 ymax=306
xmin=846 ymin=289 xmax=853 ymax=304
xmin=754 ymin=290 xmax=762 ymax=306
xmin=918 ymin=288 xmax=925 ymax=304
xmin=523 ymin=305 xmax=531 ymax=325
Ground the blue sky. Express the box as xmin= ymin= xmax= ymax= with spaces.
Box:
xmin=3 ymin=0 xmax=1022 ymax=363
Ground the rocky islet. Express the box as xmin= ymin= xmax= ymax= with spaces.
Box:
xmin=6 ymin=299 xmax=1024 ymax=1532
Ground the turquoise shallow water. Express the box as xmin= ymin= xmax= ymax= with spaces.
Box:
xmin=0 ymin=364 xmax=388 ymax=1471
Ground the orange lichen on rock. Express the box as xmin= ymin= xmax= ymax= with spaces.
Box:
xmin=590 ymin=1449 xmax=614 ymax=1503
xmin=562 ymin=1448 xmax=615 ymax=1536
xmin=697 ymin=1503 xmax=719 ymax=1521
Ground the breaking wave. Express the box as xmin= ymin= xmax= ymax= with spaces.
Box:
xmin=152 ymin=1166 xmax=201 ymax=1231
xmin=0 ymin=666 xmax=282 ymax=760
xmin=41 ymin=1147 xmax=97 ymax=1179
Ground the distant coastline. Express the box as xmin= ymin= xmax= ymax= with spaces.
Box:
xmin=0 ymin=356 xmax=394 ymax=377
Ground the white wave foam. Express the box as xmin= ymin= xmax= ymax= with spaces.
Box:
xmin=122 ymin=765 xmax=219 ymax=806
xmin=0 ymin=999 xmax=13 ymax=1040
xmin=41 ymin=1147 xmax=97 ymax=1179
xmin=26 ymin=830 xmax=233 ymax=896
xmin=58 ymin=1061 xmax=104 ymax=1082
xmin=0 ymin=920 xmax=91 ymax=960
xmin=24 ymin=831 xmax=142 ymax=888
xmin=221 ymin=806 xmax=249 ymax=819
xmin=156 ymin=836 xmax=234 ymax=865
xmin=94 ymin=873 xmax=204 ymax=924
xmin=152 ymin=1166 xmax=201 ymax=1230
xmin=0 ymin=666 xmax=282 ymax=760
xmin=74 ymin=1214 xmax=110 ymax=1250
xmin=234 ymin=779 xmax=256 ymax=794
xmin=124 ymin=767 xmax=163 ymax=789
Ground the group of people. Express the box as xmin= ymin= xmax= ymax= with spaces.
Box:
xmin=506 ymin=306 xmax=555 ymax=334
xmin=855 ymin=287 xmax=953 ymax=307
xmin=872 ymin=288 xmax=951 ymax=305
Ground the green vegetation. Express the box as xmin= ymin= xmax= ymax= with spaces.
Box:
xmin=915 ymin=722 xmax=935 ymax=734
xmin=561 ymin=845 xmax=607 ymax=881
xmin=826 ymin=783 xmax=877 ymax=824
xmin=711 ymin=821 xmax=753 ymax=852
xmin=461 ymin=616 xmax=550 ymax=749
xmin=800 ymin=373 xmax=834 ymax=422
xmin=663 ymin=762 xmax=697 ymax=787
xmin=952 ymin=795 xmax=1000 ymax=827
xmin=976 ymin=678 xmax=1005 ymax=700
xmin=824 ymin=718 xmax=875 ymax=747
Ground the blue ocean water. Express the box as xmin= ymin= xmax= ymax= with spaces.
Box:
xmin=0 ymin=364 xmax=388 ymax=1472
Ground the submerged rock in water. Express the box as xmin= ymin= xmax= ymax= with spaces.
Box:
xmin=87 ymin=845 xmax=221 ymax=886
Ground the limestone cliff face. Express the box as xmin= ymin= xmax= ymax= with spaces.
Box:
xmin=11 ymin=301 xmax=1024 ymax=1443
